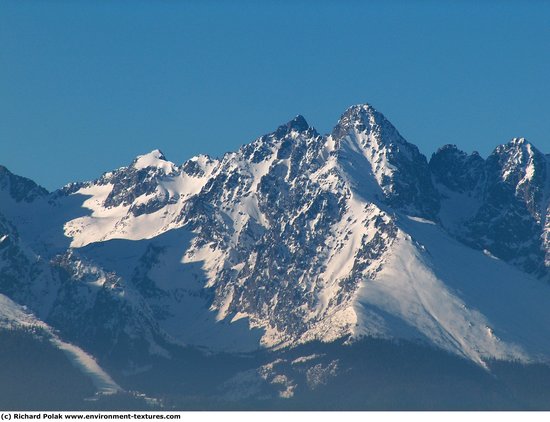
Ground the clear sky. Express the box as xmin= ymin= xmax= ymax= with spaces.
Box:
xmin=1 ymin=0 xmax=549 ymax=190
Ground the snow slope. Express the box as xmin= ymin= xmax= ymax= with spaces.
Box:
xmin=63 ymin=153 xmax=218 ymax=248
xmin=0 ymin=294 xmax=121 ymax=394
xmin=354 ymin=215 xmax=545 ymax=366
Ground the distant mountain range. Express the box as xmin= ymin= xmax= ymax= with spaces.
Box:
xmin=2 ymin=103 xmax=550 ymax=409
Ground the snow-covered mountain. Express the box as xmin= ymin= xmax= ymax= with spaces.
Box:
xmin=2 ymin=103 xmax=550 ymax=385
xmin=431 ymin=138 xmax=550 ymax=278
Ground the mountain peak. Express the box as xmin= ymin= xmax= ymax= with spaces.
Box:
xmin=138 ymin=148 xmax=166 ymax=161
xmin=510 ymin=137 xmax=528 ymax=146
xmin=490 ymin=138 xmax=544 ymax=177
xmin=495 ymin=137 xmax=540 ymax=156
xmin=288 ymin=115 xmax=309 ymax=132
xmin=344 ymin=102 xmax=376 ymax=114
xmin=431 ymin=144 xmax=485 ymax=164
xmin=339 ymin=103 xmax=378 ymax=122
xmin=332 ymin=103 xmax=400 ymax=143
xmin=430 ymin=144 xmax=485 ymax=193
xmin=273 ymin=115 xmax=310 ymax=138
xmin=0 ymin=165 xmax=49 ymax=202
xmin=435 ymin=144 xmax=462 ymax=154
xmin=131 ymin=149 xmax=176 ymax=174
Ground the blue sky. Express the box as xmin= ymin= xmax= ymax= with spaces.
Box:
xmin=1 ymin=0 xmax=549 ymax=190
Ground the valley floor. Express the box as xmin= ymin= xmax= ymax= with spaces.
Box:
xmin=5 ymin=333 xmax=549 ymax=411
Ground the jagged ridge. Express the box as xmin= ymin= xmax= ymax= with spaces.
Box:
xmin=1 ymin=104 xmax=550 ymax=370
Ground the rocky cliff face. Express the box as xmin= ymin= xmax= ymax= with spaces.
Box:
xmin=431 ymin=138 xmax=549 ymax=278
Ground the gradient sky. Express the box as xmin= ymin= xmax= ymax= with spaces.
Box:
xmin=1 ymin=0 xmax=549 ymax=190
